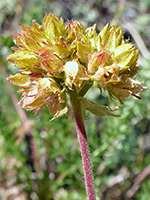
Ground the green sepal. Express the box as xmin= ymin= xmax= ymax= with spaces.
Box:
xmin=7 ymin=73 xmax=30 ymax=86
xmin=50 ymin=105 xmax=68 ymax=121
xmin=77 ymin=41 xmax=92 ymax=64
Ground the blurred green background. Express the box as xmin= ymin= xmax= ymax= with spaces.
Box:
xmin=0 ymin=0 xmax=150 ymax=199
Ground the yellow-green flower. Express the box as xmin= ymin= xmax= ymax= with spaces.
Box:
xmin=86 ymin=24 xmax=146 ymax=103
xmin=7 ymin=13 xmax=146 ymax=119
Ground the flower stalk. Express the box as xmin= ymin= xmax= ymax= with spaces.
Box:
xmin=69 ymin=90 xmax=96 ymax=200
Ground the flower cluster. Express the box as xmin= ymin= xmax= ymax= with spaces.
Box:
xmin=7 ymin=13 xmax=146 ymax=119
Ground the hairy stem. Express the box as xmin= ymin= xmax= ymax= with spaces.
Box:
xmin=69 ymin=90 xmax=96 ymax=200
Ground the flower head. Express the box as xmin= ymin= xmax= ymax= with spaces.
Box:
xmin=7 ymin=13 xmax=146 ymax=119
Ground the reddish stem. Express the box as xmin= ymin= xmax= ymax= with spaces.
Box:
xmin=69 ymin=91 xmax=96 ymax=200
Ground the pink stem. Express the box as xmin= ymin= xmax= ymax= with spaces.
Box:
xmin=69 ymin=91 xmax=96 ymax=200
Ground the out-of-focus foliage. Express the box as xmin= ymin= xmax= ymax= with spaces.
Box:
xmin=0 ymin=0 xmax=150 ymax=199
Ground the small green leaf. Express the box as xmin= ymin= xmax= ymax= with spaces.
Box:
xmin=79 ymin=97 xmax=120 ymax=118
